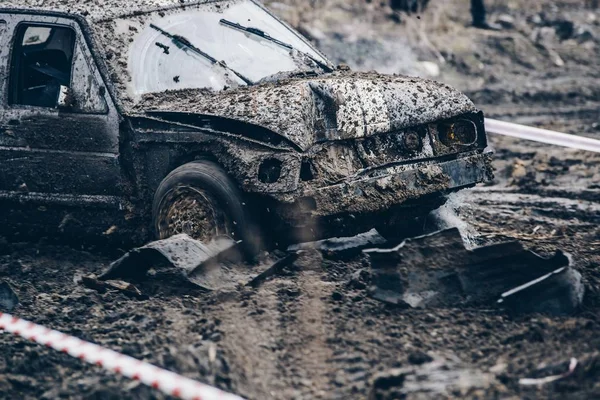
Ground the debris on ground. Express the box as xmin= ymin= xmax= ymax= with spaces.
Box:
xmin=101 ymin=227 xmax=584 ymax=314
xmin=185 ymin=249 xmax=294 ymax=291
xmin=101 ymin=234 xmax=298 ymax=291
xmin=78 ymin=275 xmax=147 ymax=300
xmin=247 ymin=253 xmax=299 ymax=288
xmin=498 ymin=267 xmax=584 ymax=316
xmin=369 ymin=353 xmax=503 ymax=400
xmin=287 ymin=229 xmax=387 ymax=257
xmin=0 ymin=282 xmax=18 ymax=312
xmin=101 ymin=234 xmax=238 ymax=280
xmin=365 ymin=228 xmax=583 ymax=314
xmin=519 ymin=358 xmax=578 ymax=386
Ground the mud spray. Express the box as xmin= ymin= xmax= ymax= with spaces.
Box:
xmin=427 ymin=193 xmax=479 ymax=248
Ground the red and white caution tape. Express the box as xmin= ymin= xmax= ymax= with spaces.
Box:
xmin=486 ymin=118 xmax=600 ymax=153
xmin=0 ymin=312 xmax=245 ymax=400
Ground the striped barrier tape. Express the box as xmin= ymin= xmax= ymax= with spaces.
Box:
xmin=0 ymin=312 xmax=245 ymax=400
xmin=486 ymin=118 xmax=600 ymax=154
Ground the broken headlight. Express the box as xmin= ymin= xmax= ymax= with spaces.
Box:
xmin=258 ymin=158 xmax=283 ymax=183
xmin=437 ymin=119 xmax=478 ymax=147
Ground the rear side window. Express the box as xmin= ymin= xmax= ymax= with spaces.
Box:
xmin=9 ymin=24 xmax=75 ymax=108
xmin=0 ymin=20 xmax=6 ymax=37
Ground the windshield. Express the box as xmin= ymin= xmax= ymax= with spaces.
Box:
xmin=124 ymin=0 xmax=331 ymax=100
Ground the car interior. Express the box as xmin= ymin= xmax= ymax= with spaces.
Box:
xmin=9 ymin=24 xmax=74 ymax=108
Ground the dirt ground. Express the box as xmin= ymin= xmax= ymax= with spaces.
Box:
xmin=2 ymin=0 xmax=600 ymax=399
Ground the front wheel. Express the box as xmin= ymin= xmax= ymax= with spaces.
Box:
xmin=152 ymin=161 xmax=259 ymax=257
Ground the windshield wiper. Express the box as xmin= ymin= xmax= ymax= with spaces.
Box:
xmin=150 ymin=24 xmax=254 ymax=86
xmin=219 ymin=18 xmax=334 ymax=73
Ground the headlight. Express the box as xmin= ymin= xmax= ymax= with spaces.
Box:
xmin=438 ymin=119 xmax=478 ymax=147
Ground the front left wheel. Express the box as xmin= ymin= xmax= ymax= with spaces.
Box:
xmin=152 ymin=161 xmax=259 ymax=257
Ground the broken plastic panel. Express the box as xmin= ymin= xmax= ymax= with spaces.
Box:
xmin=365 ymin=228 xmax=583 ymax=315
xmin=100 ymin=234 xmax=295 ymax=291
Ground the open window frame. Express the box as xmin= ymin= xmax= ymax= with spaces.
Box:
xmin=8 ymin=22 xmax=76 ymax=108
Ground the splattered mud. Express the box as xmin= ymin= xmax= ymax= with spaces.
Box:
xmin=2 ymin=135 xmax=600 ymax=400
xmin=2 ymin=0 xmax=600 ymax=399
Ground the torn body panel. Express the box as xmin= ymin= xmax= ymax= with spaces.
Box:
xmin=365 ymin=228 xmax=584 ymax=315
xmin=299 ymin=152 xmax=493 ymax=216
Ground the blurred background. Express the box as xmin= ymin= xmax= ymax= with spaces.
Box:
xmin=264 ymin=0 xmax=600 ymax=135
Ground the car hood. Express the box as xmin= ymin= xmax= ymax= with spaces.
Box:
xmin=135 ymin=71 xmax=476 ymax=151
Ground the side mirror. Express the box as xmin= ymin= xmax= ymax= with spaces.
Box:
xmin=56 ymin=85 xmax=75 ymax=109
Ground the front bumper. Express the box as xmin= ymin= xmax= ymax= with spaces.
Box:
xmin=301 ymin=151 xmax=493 ymax=217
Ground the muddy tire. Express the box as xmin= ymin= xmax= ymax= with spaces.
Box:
xmin=152 ymin=161 xmax=259 ymax=257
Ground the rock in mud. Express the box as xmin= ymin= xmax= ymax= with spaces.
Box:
xmin=369 ymin=353 xmax=501 ymax=400
xmin=365 ymin=228 xmax=583 ymax=315
xmin=496 ymin=14 xmax=516 ymax=29
xmin=0 ymin=282 xmax=18 ymax=312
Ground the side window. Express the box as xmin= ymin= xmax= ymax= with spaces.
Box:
xmin=0 ymin=20 xmax=6 ymax=38
xmin=9 ymin=24 xmax=75 ymax=108
xmin=70 ymin=41 xmax=109 ymax=114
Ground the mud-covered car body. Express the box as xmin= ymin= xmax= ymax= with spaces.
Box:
xmin=0 ymin=0 xmax=492 ymax=243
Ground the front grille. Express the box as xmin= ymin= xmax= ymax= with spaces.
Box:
xmin=355 ymin=127 xmax=433 ymax=167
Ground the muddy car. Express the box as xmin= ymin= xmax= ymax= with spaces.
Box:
xmin=0 ymin=0 xmax=493 ymax=251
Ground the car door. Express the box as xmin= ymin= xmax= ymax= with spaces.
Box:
xmin=0 ymin=12 xmax=124 ymax=232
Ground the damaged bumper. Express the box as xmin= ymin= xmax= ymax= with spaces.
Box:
xmin=299 ymin=152 xmax=493 ymax=216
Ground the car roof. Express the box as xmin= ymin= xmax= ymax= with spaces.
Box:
xmin=0 ymin=0 xmax=226 ymax=22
